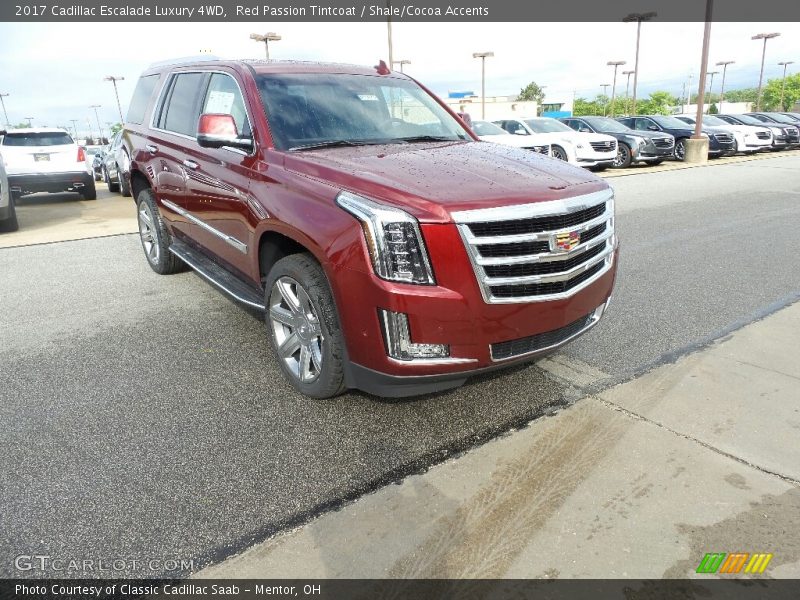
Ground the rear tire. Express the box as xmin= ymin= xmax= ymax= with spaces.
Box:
xmin=81 ymin=179 xmax=97 ymax=200
xmin=0 ymin=196 xmax=19 ymax=233
xmin=136 ymin=188 xmax=185 ymax=275
xmin=105 ymin=167 xmax=120 ymax=193
xmin=265 ymin=254 xmax=346 ymax=399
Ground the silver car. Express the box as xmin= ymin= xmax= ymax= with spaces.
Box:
xmin=0 ymin=131 xmax=18 ymax=232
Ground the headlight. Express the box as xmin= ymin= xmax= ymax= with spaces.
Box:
xmin=632 ymin=136 xmax=647 ymax=147
xmin=337 ymin=191 xmax=435 ymax=285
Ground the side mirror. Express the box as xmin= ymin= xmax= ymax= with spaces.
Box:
xmin=579 ymin=127 xmax=592 ymax=133
xmin=647 ymin=125 xmax=659 ymax=131
xmin=197 ymin=113 xmax=253 ymax=151
xmin=513 ymin=128 xmax=527 ymax=135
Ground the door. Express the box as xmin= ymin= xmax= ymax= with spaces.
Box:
xmin=185 ymin=71 xmax=258 ymax=278
xmin=147 ymin=71 xmax=208 ymax=239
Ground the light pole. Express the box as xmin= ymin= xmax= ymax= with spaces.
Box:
xmin=0 ymin=93 xmax=9 ymax=126
xmin=90 ymin=104 xmax=103 ymax=141
xmin=24 ymin=117 xmax=33 ymax=127
xmin=778 ymin=61 xmax=794 ymax=110
xmin=600 ymin=84 xmax=610 ymax=115
xmin=716 ymin=60 xmax=734 ymax=113
xmin=250 ymin=32 xmax=281 ymax=60
xmin=70 ymin=119 xmax=79 ymax=138
xmin=752 ymin=32 xmax=780 ymax=111
xmin=684 ymin=74 xmax=694 ymax=112
xmin=607 ymin=60 xmax=626 ymax=117
xmin=705 ymin=71 xmax=719 ymax=113
xmin=386 ymin=0 xmax=393 ymax=67
xmin=392 ymin=59 xmax=410 ymax=73
xmin=623 ymin=11 xmax=657 ymax=116
xmin=104 ymin=76 xmax=125 ymax=123
xmin=472 ymin=52 xmax=494 ymax=119
xmin=86 ymin=118 xmax=94 ymax=142
xmin=691 ymin=0 xmax=714 ymax=153
xmin=622 ymin=70 xmax=634 ymax=115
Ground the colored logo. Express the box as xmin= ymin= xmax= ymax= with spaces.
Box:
xmin=553 ymin=230 xmax=580 ymax=252
xmin=696 ymin=552 xmax=773 ymax=574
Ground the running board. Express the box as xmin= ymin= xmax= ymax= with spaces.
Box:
xmin=169 ymin=239 xmax=266 ymax=311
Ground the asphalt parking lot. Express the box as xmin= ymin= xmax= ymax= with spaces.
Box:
xmin=1 ymin=152 xmax=799 ymax=577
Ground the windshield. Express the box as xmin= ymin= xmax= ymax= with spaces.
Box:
xmin=85 ymin=147 xmax=102 ymax=155
xmin=2 ymin=132 xmax=74 ymax=146
xmin=472 ymin=120 xmax=508 ymax=136
xmin=583 ymin=117 xmax=631 ymax=133
xmin=726 ymin=114 xmax=764 ymax=126
xmin=701 ymin=115 xmax=729 ymax=127
xmin=652 ymin=116 xmax=693 ymax=129
xmin=256 ymin=73 xmax=469 ymax=150
xmin=760 ymin=113 xmax=795 ymax=124
xmin=524 ymin=119 xmax=573 ymax=133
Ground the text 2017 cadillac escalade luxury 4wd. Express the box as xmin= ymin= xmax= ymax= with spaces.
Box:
xmin=122 ymin=57 xmax=618 ymax=398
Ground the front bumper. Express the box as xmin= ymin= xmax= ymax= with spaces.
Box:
xmin=8 ymin=171 xmax=93 ymax=195
xmin=575 ymin=151 xmax=617 ymax=167
xmin=335 ymin=221 xmax=618 ymax=397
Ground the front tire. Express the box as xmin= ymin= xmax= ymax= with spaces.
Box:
xmin=674 ymin=138 xmax=687 ymax=161
xmin=613 ymin=143 xmax=632 ymax=168
xmin=105 ymin=167 xmax=120 ymax=193
xmin=0 ymin=196 xmax=19 ymax=233
xmin=552 ymin=145 xmax=568 ymax=162
xmin=265 ymin=254 xmax=346 ymax=399
xmin=136 ymin=188 xmax=185 ymax=275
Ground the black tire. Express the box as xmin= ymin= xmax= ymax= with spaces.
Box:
xmin=552 ymin=145 xmax=568 ymax=161
xmin=613 ymin=143 xmax=632 ymax=168
xmin=104 ymin=167 xmax=120 ymax=193
xmin=0 ymin=195 xmax=19 ymax=233
xmin=136 ymin=188 xmax=185 ymax=275
xmin=94 ymin=172 xmax=102 ymax=182
xmin=264 ymin=253 xmax=346 ymax=399
xmin=119 ymin=163 xmax=131 ymax=197
xmin=674 ymin=138 xmax=687 ymax=161
xmin=81 ymin=179 xmax=97 ymax=200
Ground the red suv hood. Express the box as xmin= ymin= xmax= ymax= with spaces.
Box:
xmin=282 ymin=141 xmax=607 ymax=223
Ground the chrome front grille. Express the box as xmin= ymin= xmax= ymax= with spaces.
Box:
xmin=453 ymin=189 xmax=616 ymax=304
xmin=589 ymin=140 xmax=616 ymax=152
xmin=714 ymin=133 xmax=734 ymax=144
xmin=653 ymin=137 xmax=674 ymax=148
xmin=756 ymin=131 xmax=771 ymax=140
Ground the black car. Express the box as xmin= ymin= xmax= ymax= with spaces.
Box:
xmin=744 ymin=113 xmax=800 ymax=145
xmin=560 ymin=116 xmax=674 ymax=168
xmin=617 ymin=115 xmax=735 ymax=160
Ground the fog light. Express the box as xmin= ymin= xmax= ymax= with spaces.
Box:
xmin=379 ymin=309 xmax=449 ymax=360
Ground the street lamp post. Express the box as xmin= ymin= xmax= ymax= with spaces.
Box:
xmin=0 ymin=93 xmax=9 ymax=126
xmin=752 ymin=32 xmax=780 ymax=111
xmin=104 ymin=76 xmax=125 ymax=123
xmin=691 ymin=0 xmax=714 ymax=152
xmin=778 ymin=61 xmax=794 ymax=110
xmin=392 ymin=59 xmax=411 ymax=73
xmin=250 ymin=32 xmax=281 ymax=60
xmin=24 ymin=117 xmax=33 ymax=127
xmin=600 ymin=84 xmax=610 ymax=115
xmin=622 ymin=70 xmax=635 ymax=115
xmin=90 ymin=104 xmax=103 ymax=141
xmin=607 ymin=60 xmax=626 ymax=117
xmin=472 ymin=52 xmax=494 ymax=119
xmin=386 ymin=0 xmax=393 ymax=67
xmin=705 ymin=71 xmax=719 ymax=113
xmin=70 ymin=119 xmax=79 ymax=138
xmin=623 ymin=11 xmax=657 ymax=116
xmin=715 ymin=60 xmax=735 ymax=113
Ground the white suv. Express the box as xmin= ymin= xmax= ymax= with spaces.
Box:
xmin=0 ymin=138 xmax=16 ymax=232
xmin=494 ymin=117 xmax=617 ymax=169
xmin=1 ymin=128 xmax=96 ymax=200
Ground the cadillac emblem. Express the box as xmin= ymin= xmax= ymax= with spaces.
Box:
xmin=553 ymin=230 xmax=580 ymax=253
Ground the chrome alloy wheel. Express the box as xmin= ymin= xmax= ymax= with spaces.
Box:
xmin=137 ymin=201 xmax=160 ymax=265
xmin=552 ymin=146 xmax=568 ymax=161
xmin=269 ymin=276 xmax=324 ymax=383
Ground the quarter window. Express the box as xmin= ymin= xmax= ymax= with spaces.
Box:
xmin=127 ymin=74 xmax=160 ymax=125
xmin=161 ymin=73 xmax=206 ymax=137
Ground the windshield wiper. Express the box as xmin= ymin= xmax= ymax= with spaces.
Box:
xmin=397 ymin=135 xmax=465 ymax=143
xmin=288 ymin=140 xmax=368 ymax=151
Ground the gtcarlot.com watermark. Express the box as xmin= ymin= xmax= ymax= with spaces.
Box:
xmin=14 ymin=554 xmax=194 ymax=573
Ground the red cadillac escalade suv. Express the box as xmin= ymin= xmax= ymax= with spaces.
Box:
xmin=122 ymin=57 xmax=618 ymax=398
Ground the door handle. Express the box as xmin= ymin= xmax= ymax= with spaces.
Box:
xmin=146 ymin=144 xmax=158 ymax=154
xmin=182 ymin=159 xmax=199 ymax=170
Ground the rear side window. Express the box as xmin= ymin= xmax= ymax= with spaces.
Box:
xmin=2 ymin=132 xmax=74 ymax=146
xmin=160 ymin=73 xmax=206 ymax=136
xmin=127 ymin=75 xmax=160 ymax=125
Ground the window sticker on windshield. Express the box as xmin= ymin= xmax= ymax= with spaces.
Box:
xmin=357 ymin=94 xmax=379 ymax=101
xmin=206 ymin=90 xmax=235 ymax=114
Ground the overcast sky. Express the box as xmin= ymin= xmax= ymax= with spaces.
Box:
xmin=0 ymin=20 xmax=797 ymax=135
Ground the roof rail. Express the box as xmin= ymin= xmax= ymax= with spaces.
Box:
xmin=147 ymin=55 xmax=222 ymax=69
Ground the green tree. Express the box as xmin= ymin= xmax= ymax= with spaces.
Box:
xmin=573 ymin=97 xmax=600 ymax=116
xmin=761 ymin=73 xmax=800 ymax=111
xmin=637 ymin=91 xmax=678 ymax=115
xmin=517 ymin=82 xmax=546 ymax=105
xmin=14 ymin=121 xmax=31 ymax=129
xmin=109 ymin=122 xmax=123 ymax=135
xmin=723 ymin=88 xmax=757 ymax=103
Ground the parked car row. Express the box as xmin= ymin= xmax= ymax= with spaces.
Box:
xmin=469 ymin=112 xmax=799 ymax=169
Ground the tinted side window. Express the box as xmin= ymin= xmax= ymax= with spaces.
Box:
xmin=127 ymin=74 xmax=160 ymax=125
xmin=201 ymin=73 xmax=251 ymax=137
xmin=162 ymin=73 xmax=206 ymax=136
xmin=634 ymin=118 xmax=653 ymax=130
